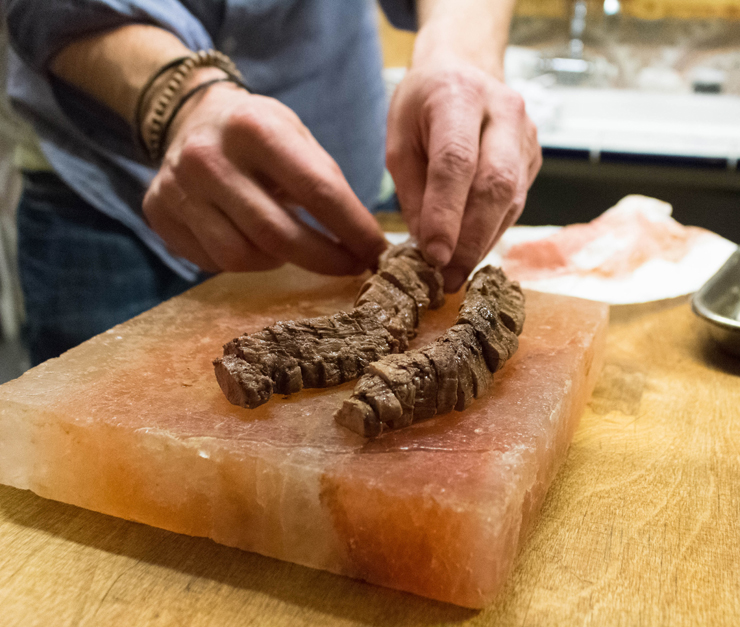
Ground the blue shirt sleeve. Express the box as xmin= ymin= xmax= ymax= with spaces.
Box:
xmin=3 ymin=0 xmax=215 ymax=71
xmin=2 ymin=0 xmax=216 ymax=163
xmin=378 ymin=0 xmax=417 ymax=32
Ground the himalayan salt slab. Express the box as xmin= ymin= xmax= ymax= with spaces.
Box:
xmin=0 ymin=268 xmax=608 ymax=608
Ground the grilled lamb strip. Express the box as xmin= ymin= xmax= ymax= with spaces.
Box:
xmin=355 ymin=274 xmax=417 ymax=347
xmin=215 ymin=303 xmax=400 ymax=408
xmin=334 ymin=265 xmax=525 ymax=438
xmin=379 ymin=243 xmax=446 ymax=310
xmin=467 ymin=265 xmax=525 ymax=335
xmin=214 ymin=241 xmax=445 ymax=409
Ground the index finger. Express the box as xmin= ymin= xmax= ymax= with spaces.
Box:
xmin=418 ymin=98 xmax=484 ymax=267
xmin=251 ymin=130 xmax=388 ymax=266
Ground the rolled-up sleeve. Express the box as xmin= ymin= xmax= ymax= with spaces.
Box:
xmin=2 ymin=0 xmax=214 ymax=71
xmin=2 ymin=0 xmax=215 ymax=164
xmin=378 ymin=0 xmax=417 ymax=31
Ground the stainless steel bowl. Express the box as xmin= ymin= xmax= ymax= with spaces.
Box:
xmin=692 ymin=249 xmax=740 ymax=357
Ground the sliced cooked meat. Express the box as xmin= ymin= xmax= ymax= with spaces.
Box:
xmin=378 ymin=257 xmax=430 ymax=320
xmin=364 ymin=352 xmax=438 ymax=428
xmin=335 ymin=397 xmax=382 ymax=438
xmin=379 ymin=242 xmax=445 ymax=309
xmin=364 ymin=357 xmax=415 ymax=426
xmin=402 ymin=353 xmax=438 ymax=423
xmin=216 ymin=303 xmax=399 ymax=408
xmin=445 ymin=325 xmax=489 ymax=406
xmin=422 ymin=337 xmax=459 ymax=415
xmin=355 ymin=274 xmax=417 ymax=344
xmin=355 ymin=374 xmax=403 ymax=427
xmin=335 ymin=265 xmax=525 ymax=437
xmin=457 ymin=293 xmax=518 ymax=373
xmin=214 ymin=354 xmax=274 ymax=409
xmin=215 ymin=241 xmax=446 ymax=409
xmin=467 ymin=266 xmax=526 ymax=335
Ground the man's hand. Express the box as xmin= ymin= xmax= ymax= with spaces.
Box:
xmin=51 ymin=24 xmax=387 ymax=277
xmin=144 ymin=82 xmax=387 ymax=274
xmin=386 ymin=0 xmax=542 ymax=292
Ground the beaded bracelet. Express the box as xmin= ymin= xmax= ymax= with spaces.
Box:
xmin=133 ymin=55 xmax=190 ymax=153
xmin=137 ymin=50 xmax=244 ymax=162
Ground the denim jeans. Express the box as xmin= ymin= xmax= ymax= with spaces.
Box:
xmin=17 ymin=171 xmax=205 ymax=366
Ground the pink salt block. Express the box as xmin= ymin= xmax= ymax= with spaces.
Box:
xmin=0 ymin=268 xmax=608 ymax=608
xmin=504 ymin=194 xmax=708 ymax=280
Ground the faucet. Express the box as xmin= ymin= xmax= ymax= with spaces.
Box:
xmin=540 ymin=0 xmax=620 ymax=85
xmin=570 ymin=0 xmax=587 ymax=59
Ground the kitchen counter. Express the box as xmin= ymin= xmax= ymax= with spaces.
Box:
xmin=0 ymin=295 xmax=737 ymax=626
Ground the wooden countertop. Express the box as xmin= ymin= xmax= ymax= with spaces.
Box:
xmin=0 ymin=297 xmax=738 ymax=626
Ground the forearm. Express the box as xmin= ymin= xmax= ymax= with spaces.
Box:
xmin=49 ymin=24 xmax=193 ymax=125
xmin=413 ymin=0 xmax=517 ymax=79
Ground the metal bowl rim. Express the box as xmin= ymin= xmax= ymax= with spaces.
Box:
xmin=691 ymin=247 xmax=740 ymax=332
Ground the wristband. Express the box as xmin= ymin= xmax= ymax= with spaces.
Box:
xmin=137 ymin=50 xmax=244 ymax=162
xmin=133 ymin=55 xmax=190 ymax=152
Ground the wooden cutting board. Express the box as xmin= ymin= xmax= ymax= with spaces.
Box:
xmin=0 ymin=279 xmax=737 ymax=624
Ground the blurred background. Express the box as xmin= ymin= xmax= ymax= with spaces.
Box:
xmin=1 ymin=0 xmax=739 ymax=381
xmin=0 ymin=20 xmax=29 ymax=384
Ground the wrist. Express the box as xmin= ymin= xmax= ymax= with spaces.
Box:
xmin=162 ymin=77 xmax=244 ymax=152
xmin=412 ymin=0 xmax=516 ymax=81
xmin=136 ymin=51 xmax=244 ymax=162
xmin=412 ymin=20 xmax=505 ymax=80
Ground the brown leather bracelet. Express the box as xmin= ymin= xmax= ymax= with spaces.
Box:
xmin=137 ymin=50 xmax=244 ymax=163
xmin=133 ymin=55 xmax=190 ymax=156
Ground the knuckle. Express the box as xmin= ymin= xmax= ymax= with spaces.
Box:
xmin=224 ymin=103 xmax=262 ymax=134
xmin=431 ymin=141 xmax=477 ymax=178
xmin=490 ymin=168 xmax=519 ymax=203
xmin=504 ymin=90 xmax=527 ymax=119
xmin=533 ymin=145 xmax=544 ymax=172
xmin=469 ymin=171 xmax=498 ymax=206
xmin=176 ymin=136 xmax=219 ymax=179
xmin=386 ymin=144 xmax=404 ymax=174
xmin=511 ymin=193 xmax=527 ymax=218
xmin=325 ymin=158 xmax=344 ymax=179
xmin=463 ymin=232 xmax=490 ymax=260
xmin=439 ymin=67 xmax=487 ymax=99
xmin=142 ymin=183 xmax=158 ymax=217
xmin=142 ymin=175 xmax=172 ymax=220
xmin=301 ymin=172 xmax=341 ymax=206
xmin=249 ymin=217 xmax=284 ymax=253
xmin=472 ymin=167 xmax=518 ymax=206
xmin=529 ymin=119 xmax=540 ymax=144
xmin=156 ymin=171 xmax=181 ymax=201
xmin=225 ymin=98 xmax=297 ymax=145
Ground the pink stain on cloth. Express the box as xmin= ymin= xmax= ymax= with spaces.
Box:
xmin=482 ymin=195 xmax=737 ymax=305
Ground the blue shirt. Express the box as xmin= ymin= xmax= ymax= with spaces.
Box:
xmin=2 ymin=0 xmax=416 ymax=280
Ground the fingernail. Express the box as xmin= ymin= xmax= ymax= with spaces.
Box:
xmin=424 ymin=239 xmax=453 ymax=267
xmin=442 ymin=268 xmax=468 ymax=293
